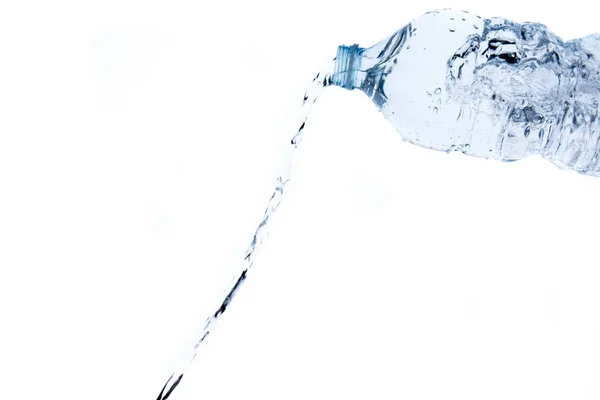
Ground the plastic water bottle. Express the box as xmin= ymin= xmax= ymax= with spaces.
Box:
xmin=332 ymin=9 xmax=600 ymax=175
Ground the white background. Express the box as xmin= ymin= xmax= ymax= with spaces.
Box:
xmin=1 ymin=1 xmax=600 ymax=399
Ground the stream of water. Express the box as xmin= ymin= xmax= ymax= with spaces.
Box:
xmin=155 ymin=62 xmax=335 ymax=400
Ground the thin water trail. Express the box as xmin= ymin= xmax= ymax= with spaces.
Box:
xmin=155 ymin=60 xmax=335 ymax=400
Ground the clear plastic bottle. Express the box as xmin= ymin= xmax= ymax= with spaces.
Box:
xmin=332 ymin=9 xmax=600 ymax=175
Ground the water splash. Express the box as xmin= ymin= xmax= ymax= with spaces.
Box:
xmin=155 ymin=60 xmax=335 ymax=400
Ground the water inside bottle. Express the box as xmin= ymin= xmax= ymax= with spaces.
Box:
xmin=333 ymin=9 xmax=600 ymax=174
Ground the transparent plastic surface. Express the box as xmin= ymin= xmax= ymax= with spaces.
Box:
xmin=334 ymin=9 xmax=600 ymax=175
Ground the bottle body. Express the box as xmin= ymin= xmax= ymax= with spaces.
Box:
xmin=333 ymin=9 xmax=600 ymax=175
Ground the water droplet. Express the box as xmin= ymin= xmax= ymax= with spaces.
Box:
xmin=511 ymin=109 xmax=524 ymax=122
xmin=434 ymin=88 xmax=442 ymax=94
xmin=538 ymin=129 xmax=544 ymax=139
xmin=426 ymin=91 xmax=432 ymax=97
xmin=474 ymin=24 xmax=479 ymax=29
xmin=433 ymin=107 xmax=439 ymax=114
xmin=524 ymin=126 xmax=531 ymax=138
xmin=463 ymin=143 xmax=471 ymax=151
xmin=406 ymin=45 xmax=411 ymax=50
xmin=449 ymin=28 xmax=456 ymax=33
xmin=533 ymin=114 xmax=545 ymax=124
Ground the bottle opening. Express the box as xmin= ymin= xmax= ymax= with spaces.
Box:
xmin=333 ymin=44 xmax=363 ymax=90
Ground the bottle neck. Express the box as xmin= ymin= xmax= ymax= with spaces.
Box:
xmin=332 ymin=44 xmax=365 ymax=90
